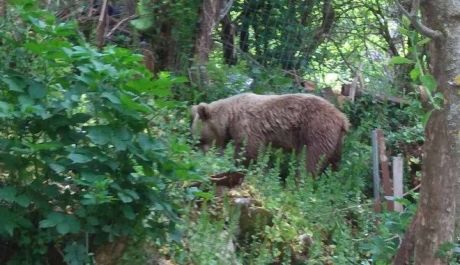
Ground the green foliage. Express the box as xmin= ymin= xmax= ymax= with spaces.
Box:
xmin=390 ymin=22 xmax=444 ymax=109
xmin=342 ymin=94 xmax=425 ymax=152
xmin=364 ymin=196 xmax=417 ymax=263
xmin=0 ymin=3 xmax=196 ymax=263
xmin=131 ymin=0 xmax=201 ymax=68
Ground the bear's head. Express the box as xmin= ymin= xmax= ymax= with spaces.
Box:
xmin=190 ymin=103 xmax=227 ymax=152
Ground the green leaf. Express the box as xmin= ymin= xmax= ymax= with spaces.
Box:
xmin=28 ymin=80 xmax=46 ymax=99
xmin=111 ymin=127 xmax=132 ymax=151
xmin=64 ymin=215 xmax=80 ymax=234
xmin=417 ymin=37 xmax=431 ymax=46
xmin=117 ymin=192 xmax=133 ymax=203
xmin=130 ymin=17 xmax=153 ymax=31
xmin=64 ymin=242 xmax=88 ymax=265
xmin=420 ymin=74 xmax=438 ymax=92
xmin=120 ymin=94 xmax=151 ymax=113
xmin=28 ymin=142 xmax=62 ymax=151
xmin=126 ymin=78 xmax=154 ymax=93
xmin=122 ymin=206 xmax=136 ymax=220
xmin=68 ymin=153 xmax=91 ymax=163
xmin=56 ymin=222 xmax=70 ymax=234
xmin=0 ymin=208 xmax=21 ymax=236
xmin=40 ymin=212 xmax=80 ymax=235
xmin=101 ymin=92 xmax=121 ymax=104
xmin=87 ymin=126 xmax=112 ymax=145
xmin=15 ymin=194 xmax=31 ymax=207
xmin=71 ymin=113 xmax=92 ymax=124
xmin=1 ymin=76 xmax=26 ymax=92
xmin=40 ymin=212 xmax=65 ymax=228
xmin=389 ymin=56 xmax=414 ymax=65
xmin=409 ymin=68 xmax=420 ymax=81
xmin=0 ymin=187 xmax=17 ymax=202
xmin=48 ymin=163 xmax=66 ymax=173
xmin=0 ymin=101 xmax=12 ymax=116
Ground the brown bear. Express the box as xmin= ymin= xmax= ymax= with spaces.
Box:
xmin=190 ymin=93 xmax=350 ymax=176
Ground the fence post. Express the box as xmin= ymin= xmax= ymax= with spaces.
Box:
xmin=392 ymin=155 xmax=404 ymax=212
xmin=371 ymin=130 xmax=381 ymax=212
xmin=376 ymin=129 xmax=394 ymax=211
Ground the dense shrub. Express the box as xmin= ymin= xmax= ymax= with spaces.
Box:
xmin=0 ymin=3 xmax=196 ymax=263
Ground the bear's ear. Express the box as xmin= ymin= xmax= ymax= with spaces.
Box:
xmin=191 ymin=105 xmax=198 ymax=118
xmin=196 ymin=103 xmax=211 ymax=120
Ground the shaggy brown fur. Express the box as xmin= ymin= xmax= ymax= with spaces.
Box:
xmin=191 ymin=93 xmax=350 ymax=176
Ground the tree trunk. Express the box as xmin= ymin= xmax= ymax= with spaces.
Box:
xmin=391 ymin=1 xmax=459 ymax=262
xmin=0 ymin=0 xmax=6 ymax=18
xmin=412 ymin=1 xmax=460 ymax=264
xmin=95 ymin=0 xmax=109 ymax=49
xmin=194 ymin=0 xmax=229 ymax=64
xmin=239 ymin=0 xmax=251 ymax=53
xmin=221 ymin=14 xmax=237 ymax=65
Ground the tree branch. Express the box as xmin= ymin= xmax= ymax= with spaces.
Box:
xmin=106 ymin=14 xmax=138 ymax=38
xmin=95 ymin=0 xmax=109 ymax=49
xmin=396 ymin=0 xmax=443 ymax=39
xmin=218 ymin=0 xmax=235 ymax=21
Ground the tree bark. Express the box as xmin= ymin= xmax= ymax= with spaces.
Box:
xmin=194 ymin=0 xmax=231 ymax=64
xmin=221 ymin=14 xmax=237 ymax=65
xmin=411 ymin=1 xmax=460 ymax=264
xmin=95 ymin=0 xmax=109 ymax=49
xmin=394 ymin=0 xmax=460 ymax=263
xmin=239 ymin=0 xmax=251 ymax=53
xmin=0 ymin=0 xmax=6 ymax=18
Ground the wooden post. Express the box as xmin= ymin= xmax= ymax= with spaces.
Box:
xmin=376 ymin=129 xmax=394 ymax=211
xmin=371 ymin=130 xmax=381 ymax=212
xmin=392 ymin=156 xmax=404 ymax=212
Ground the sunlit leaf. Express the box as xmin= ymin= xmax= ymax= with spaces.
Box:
xmin=389 ymin=56 xmax=414 ymax=65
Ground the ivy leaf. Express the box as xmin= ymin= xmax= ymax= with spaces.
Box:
xmin=389 ymin=56 xmax=414 ymax=65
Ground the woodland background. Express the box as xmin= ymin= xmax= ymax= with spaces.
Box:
xmin=0 ymin=0 xmax=459 ymax=264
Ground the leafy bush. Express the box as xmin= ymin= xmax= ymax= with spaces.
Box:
xmin=0 ymin=3 xmax=195 ymax=263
